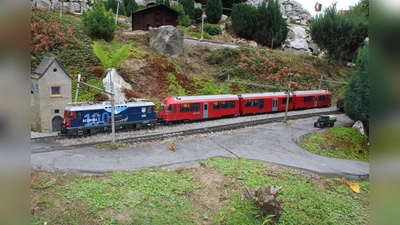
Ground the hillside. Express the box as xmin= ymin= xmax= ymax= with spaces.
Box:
xmin=31 ymin=9 xmax=352 ymax=105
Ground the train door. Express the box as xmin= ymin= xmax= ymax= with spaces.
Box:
xmin=203 ymin=102 xmax=208 ymax=119
xmin=272 ymin=98 xmax=278 ymax=111
xmin=314 ymin=96 xmax=318 ymax=107
xmin=173 ymin=104 xmax=177 ymax=121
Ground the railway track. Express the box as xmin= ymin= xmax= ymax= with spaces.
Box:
xmin=32 ymin=110 xmax=343 ymax=153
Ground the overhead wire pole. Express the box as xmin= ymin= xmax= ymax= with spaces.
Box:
xmin=284 ymin=73 xmax=293 ymax=123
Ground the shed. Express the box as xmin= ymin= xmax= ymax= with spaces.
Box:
xmin=132 ymin=4 xmax=180 ymax=31
xmin=31 ymin=57 xmax=72 ymax=133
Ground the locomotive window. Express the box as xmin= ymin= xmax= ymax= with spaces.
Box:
xmin=180 ymin=104 xmax=190 ymax=113
xmin=282 ymin=97 xmax=292 ymax=105
xmin=147 ymin=107 xmax=152 ymax=113
xmin=167 ymin=105 xmax=172 ymax=112
xmin=304 ymin=96 xmax=313 ymax=102
xmin=259 ymin=99 xmax=264 ymax=109
xmin=173 ymin=105 xmax=176 ymax=113
xmin=213 ymin=102 xmax=220 ymax=110
xmin=221 ymin=101 xmax=228 ymax=109
xmin=191 ymin=103 xmax=200 ymax=112
xmin=245 ymin=100 xmax=252 ymax=107
xmin=229 ymin=101 xmax=236 ymax=108
xmin=252 ymin=100 xmax=258 ymax=106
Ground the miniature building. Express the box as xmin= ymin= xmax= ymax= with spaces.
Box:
xmin=132 ymin=4 xmax=180 ymax=31
xmin=31 ymin=57 xmax=71 ymax=133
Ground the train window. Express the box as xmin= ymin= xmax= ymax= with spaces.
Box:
xmin=229 ymin=101 xmax=236 ymax=108
xmin=245 ymin=100 xmax=252 ymax=107
xmin=173 ymin=105 xmax=176 ymax=113
xmin=259 ymin=99 xmax=264 ymax=109
xmin=204 ymin=104 xmax=208 ymax=110
xmin=167 ymin=105 xmax=172 ymax=112
xmin=213 ymin=102 xmax=220 ymax=110
xmin=180 ymin=104 xmax=190 ymax=113
xmin=304 ymin=96 xmax=313 ymax=102
xmin=222 ymin=101 xmax=228 ymax=109
xmin=252 ymin=100 xmax=258 ymax=106
xmin=191 ymin=103 xmax=200 ymax=112
xmin=147 ymin=107 xmax=152 ymax=113
xmin=77 ymin=112 xmax=81 ymax=119
xmin=282 ymin=97 xmax=292 ymax=105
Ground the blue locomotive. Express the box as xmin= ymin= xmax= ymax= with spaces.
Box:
xmin=60 ymin=100 xmax=157 ymax=136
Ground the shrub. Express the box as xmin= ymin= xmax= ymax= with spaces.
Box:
xmin=194 ymin=7 xmax=204 ymax=21
xmin=203 ymin=24 xmax=222 ymax=35
xmin=125 ymin=0 xmax=140 ymax=16
xmin=171 ymin=3 xmax=191 ymax=27
xmin=205 ymin=0 xmax=223 ymax=24
xmin=178 ymin=0 xmax=194 ymax=21
xmin=82 ymin=0 xmax=117 ymax=41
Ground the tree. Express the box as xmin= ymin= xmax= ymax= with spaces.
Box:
xmin=178 ymin=0 xmax=194 ymax=21
xmin=344 ymin=42 xmax=369 ymax=133
xmin=92 ymin=37 xmax=132 ymax=69
xmin=105 ymin=0 xmax=119 ymax=13
xmin=165 ymin=0 xmax=171 ymax=7
xmin=349 ymin=0 xmax=369 ymax=20
xmin=171 ymin=2 xmax=192 ymax=26
xmin=310 ymin=3 xmax=368 ymax=62
xmin=205 ymin=0 xmax=223 ymax=24
xmin=125 ymin=0 xmax=139 ymax=16
xmin=82 ymin=0 xmax=117 ymax=41
xmin=264 ymin=0 xmax=288 ymax=49
xmin=231 ymin=3 xmax=257 ymax=40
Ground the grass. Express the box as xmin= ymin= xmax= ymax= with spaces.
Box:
xmin=31 ymin=158 xmax=369 ymax=225
xmin=300 ymin=126 xmax=369 ymax=161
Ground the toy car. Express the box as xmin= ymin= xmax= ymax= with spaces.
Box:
xmin=314 ymin=115 xmax=337 ymax=128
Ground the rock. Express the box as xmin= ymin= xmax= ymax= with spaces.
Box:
xmin=308 ymin=43 xmax=319 ymax=55
xmin=103 ymin=69 xmax=133 ymax=102
xmin=292 ymin=26 xmax=306 ymax=39
xmin=318 ymin=51 xmax=325 ymax=58
xmin=291 ymin=39 xmax=308 ymax=49
xmin=352 ymin=120 xmax=367 ymax=138
xmin=248 ymin=41 xmax=257 ymax=48
xmin=52 ymin=2 xmax=62 ymax=10
xmin=221 ymin=15 xmax=228 ymax=21
xmin=69 ymin=2 xmax=81 ymax=13
xmin=149 ymin=26 xmax=184 ymax=55
xmin=37 ymin=0 xmax=51 ymax=8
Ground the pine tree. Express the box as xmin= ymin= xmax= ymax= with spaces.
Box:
xmin=310 ymin=3 xmax=368 ymax=61
xmin=82 ymin=0 xmax=117 ymax=41
xmin=264 ymin=0 xmax=288 ymax=49
xmin=205 ymin=0 xmax=223 ymax=24
xmin=126 ymin=0 xmax=139 ymax=16
xmin=165 ymin=0 xmax=171 ymax=7
xmin=344 ymin=42 xmax=369 ymax=133
xmin=231 ymin=3 xmax=257 ymax=40
xmin=178 ymin=0 xmax=194 ymax=21
xmin=104 ymin=0 xmax=119 ymax=13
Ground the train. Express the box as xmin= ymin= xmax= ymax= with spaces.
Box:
xmin=60 ymin=100 xmax=157 ymax=136
xmin=60 ymin=90 xmax=331 ymax=136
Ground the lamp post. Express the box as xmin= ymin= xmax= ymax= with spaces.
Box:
xmin=284 ymin=73 xmax=293 ymax=123
xmin=115 ymin=1 xmax=120 ymax=25
xmin=200 ymin=13 xmax=206 ymax=40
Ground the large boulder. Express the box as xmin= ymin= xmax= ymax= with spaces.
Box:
xmin=36 ymin=0 xmax=51 ymax=8
xmin=352 ymin=120 xmax=368 ymax=138
xmin=103 ymin=69 xmax=133 ymax=102
xmin=149 ymin=26 xmax=184 ymax=55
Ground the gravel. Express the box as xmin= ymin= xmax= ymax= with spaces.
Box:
xmin=33 ymin=106 xmax=338 ymax=147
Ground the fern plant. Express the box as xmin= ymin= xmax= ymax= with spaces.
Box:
xmin=92 ymin=37 xmax=132 ymax=69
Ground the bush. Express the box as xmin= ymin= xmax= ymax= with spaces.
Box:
xmin=178 ymin=0 xmax=194 ymax=21
xmin=171 ymin=3 xmax=191 ymax=27
xmin=125 ymin=0 xmax=139 ymax=16
xmin=82 ymin=1 xmax=116 ymax=41
xmin=204 ymin=24 xmax=222 ymax=35
xmin=205 ymin=0 xmax=223 ymax=24
xmin=194 ymin=7 xmax=204 ymax=21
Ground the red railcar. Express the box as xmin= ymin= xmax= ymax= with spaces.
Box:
xmin=238 ymin=92 xmax=293 ymax=115
xmin=292 ymin=90 xmax=332 ymax=109
xmin=158 ymin=95 xmax=240 ymax=123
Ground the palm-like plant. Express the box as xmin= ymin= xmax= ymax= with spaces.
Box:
xmin=92 ymin=37 xmax=132 ymax=69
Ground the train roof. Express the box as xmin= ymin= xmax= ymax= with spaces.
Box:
xmin=292 ymin=90 xmax=331 ymax=95
xmin=238 ymin=92 xmax=290 ymax=98
xmin=165 ymin=95 xmax=239 ymax=102
xmin=65 ymin=100 xmax=154 ymax=111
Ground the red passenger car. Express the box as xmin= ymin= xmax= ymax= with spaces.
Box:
xmin=292 ymin=90 xmax=332 ymax=109
xmin=158 ymin=95 xmax=240 ymax=123
xmin=238 ymin=92 xmax=293 ymax=115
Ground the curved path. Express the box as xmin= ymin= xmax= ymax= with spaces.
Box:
xmin=31 ymin=114 xmax=369 ymax=180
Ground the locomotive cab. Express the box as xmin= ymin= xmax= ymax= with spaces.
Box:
xmin=157 ymin=99 xmax=176 ymax=122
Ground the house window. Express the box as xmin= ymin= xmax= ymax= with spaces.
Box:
xmin=51 ymin=86 xmax=61 ymax=96
xmin=54 ymin=109 xmax=60 ymax=114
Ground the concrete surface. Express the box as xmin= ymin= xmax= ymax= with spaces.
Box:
xmin=31 ymin=114 xmax=369 ymax=180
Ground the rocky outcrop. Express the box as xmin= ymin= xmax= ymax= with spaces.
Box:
xmin=246 ymin=0 xmax=312 ymax=24
xmin=149 ymin=26 xmax=184 ymax=55
xmin=103 ymin=69 xmax=133 ymax=102
xmin=31 ymin=0 xmax=90 ymax=13
xmin=352 ymin=120 xmax=368 ymax=138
